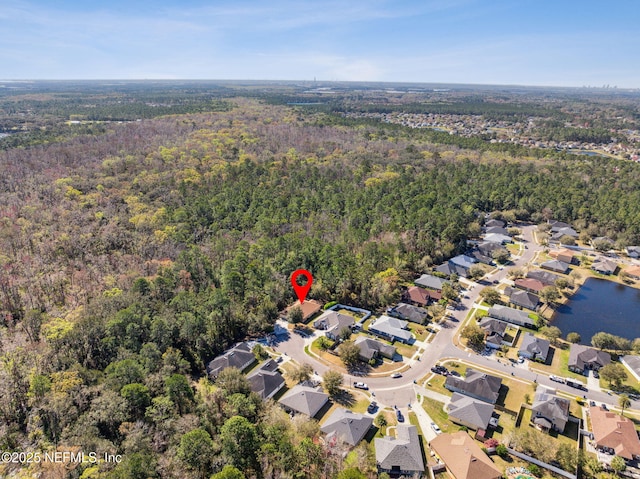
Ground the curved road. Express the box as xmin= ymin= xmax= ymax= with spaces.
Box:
xmin=276 ymin=224 xmax=634 ymax=413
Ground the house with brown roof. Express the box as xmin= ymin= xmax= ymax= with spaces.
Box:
xmin=514 ymin=277 xmax=545 ymax=294
xmin=624 ymin=265 xmax=640 ymax=280
xmin=403 ymin=286 xmax=432 ymax=307
xmin=590 ymin=406 xmax=640 ymax=461
xmin=430 ymin=431 xmax=501 ymax=479
xmin=550 ymin=248 xmax=575 ymax=264
xmin=283 ymin=299 xmax=323 ymax=322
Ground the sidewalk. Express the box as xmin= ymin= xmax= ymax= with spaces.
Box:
xmin=413 ymin=385 xmax=439 ymax=442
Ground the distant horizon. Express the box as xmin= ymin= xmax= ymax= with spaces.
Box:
xmin=1 ymin=78 xmax=638 ymax=91
xmin=2 ymin=1 xmax=639 ymax=88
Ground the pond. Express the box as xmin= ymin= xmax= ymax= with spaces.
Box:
xmin=552 ymin=277 xmax=640 ymax=341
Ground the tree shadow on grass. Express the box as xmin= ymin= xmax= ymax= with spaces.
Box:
xmin=333 ymin=390 xmax=356 ymax=407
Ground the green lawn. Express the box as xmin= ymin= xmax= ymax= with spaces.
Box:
xmin=421 ymin=397 xmax=452 ymax=433
xmin=528 ymin=347 xmax=586 ymax=383
xmin=519 ymin=408 xmax=579 ymax=447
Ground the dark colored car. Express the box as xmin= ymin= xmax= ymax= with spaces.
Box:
xmin=396 ymin=410 xmax=404 ymax=422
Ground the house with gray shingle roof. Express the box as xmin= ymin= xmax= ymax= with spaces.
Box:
xmin=477 ymin=317 xmax=507 ymax=349
xmin=375 ymin=425 xmax=424 ymax=476
xmin=591 ymin=258 xmax=618 ymax=275
xmin=526 ymin=269 xmax=562 ymax=286
xmin=531 ymin=386 xmax=570 ymax=433
xmin=415 ymin=273 xmax=447 ymax=291
xmin=436 ymin=261 xmax=470 ymax=278
xmin=279 ymin=384 xmax=329 ymax=418
xmin=369 ymin=315 xmax=413 ymax=343
xmin=313 ymin=310 xmax=355 ymax=340
xmin=445 ymin=368 xmax=502 ymax=404
xmin=518 ymin=332 xmax=550 ymax=363
xmin=541 ymin=259 xmax=570 ymax=274
xmin=206 ymin=342 xmax=256 ymax=379
xmin=568 ymin=344 xmax=611 ymax=374
xmin=388 ymin=303 xmax=429 ymax=324
xmin=447 ymin=393 xmax=494 ymax=431
xmin=247 ymin=360 xmax=285 ymax=400
xmin=487 ymin=305 xmax=536 ymax=328
xmin=321 ymin=408 xmax=373 ymax=446
xmin=353 ymin=336 xmax=396 ymax=361
xmin=506 ymin=287 xmax=540 ymax=311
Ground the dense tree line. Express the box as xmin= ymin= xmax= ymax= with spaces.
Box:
xmin=1 ymin=95 xmax=640 ymax=477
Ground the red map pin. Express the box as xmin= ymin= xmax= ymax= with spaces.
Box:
xmin=291 ymin=269 xmax=313 ymax=304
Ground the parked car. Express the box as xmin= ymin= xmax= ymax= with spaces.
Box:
xmin=549 ymin=375 xmax=564 ymax=383
xmin=449 ymin=370 xmax=461 ymax=377
xmin=354 ymin=382 xmax=369 ymax=390
xmin=391 ymin=372 xmax=402 ymax=378
xmin=367 ymin=401 xmax=377 ymax=413
xmin=589 ymin=401 xmax=596 ymax=407
xmin=601 ymin=403 xmax=608 ymax=410
xmin=430 ymin=422 xmax=441 ymax=434
xmin=396 ymin=410 xmax=404 ymax=422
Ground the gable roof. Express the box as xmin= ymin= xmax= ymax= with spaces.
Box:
xmin=592 ymin=258 xmax=618 ymax=274
xmin=526 ymin=269 xmax=562 ymax=286
xmin=430 ymin=431 xmax=501 ymax=479
xmin=518 ymin=332 xmax=550 ymax=358
xmin=509 ymin=289 xmax=540 ymax=310
xmin=550 ymin=248 xmax=575 ymax=261
xmin=448 ymin=393 xmax=495 ymax=430
xmin=487 ymin=305 xmax=534 ymax=327
xmin=313 ymin=310 xmax=355 ymax=335
xmin=369 ymin=315 xmax=412 ymax=342
xmin=404 ymin=286 xmax=431 ymax=306
xmin=514 ymin=277 xmax=545 ymax=293
xmin=247 ymin=361 xmax=285 ymax=400
xmin=375 ymin=425 xmax=424 ymax=473
xmin=284 ymin=299 xmax=323 ymax=321
xmin=476 ymin=241 xmax=504 ymax=255
xmin=477 ymin=317 xmax=507 ymax=336
xmin=353 ymin=336 xmax=396 ymax=360
xmin=445 ymin=368 xmax=502 ymax=404
xmin=391 ymin=302 xmax=429 ymax=323
xmin=415 ymin=273 xmax=447 ymax=291
xmin=206 ymin=342 xmax=256 ymax=379
xmin=436 ymin=261 xmax=470 ymax=277
xmin=541 ymin=259 xmax=570 ymax=274
xmin=450 ymin=255 xmax=478 ymax=268
xmin=568 ymin=344 xmax=611 ymax=370
xmin=320 ymin=408 xmax=373 ymax=446
xmin=278 ymin=384 xmax=329 ymax=417
xmin=532 ymin=386 xmax=569 ymax=426
xmin=590 ymin=406 xmax=640 ymax=460
xmin=484 ymin=233 xmax=512 ymax=244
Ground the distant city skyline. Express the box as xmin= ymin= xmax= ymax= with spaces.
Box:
xmin=1 ymin=0 xmax=639 ymax=88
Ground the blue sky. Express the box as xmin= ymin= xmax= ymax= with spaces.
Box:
xmin=2 ymin=0 xmax=639 ymax=87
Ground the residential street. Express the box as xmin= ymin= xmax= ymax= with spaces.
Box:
xmin=275 ymin=223 xmax=637 ymax=426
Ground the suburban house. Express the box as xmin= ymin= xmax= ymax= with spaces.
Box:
xmin=518 ymin=333 xmax=550 ymax=363
xmin=485 ymin=226 xmax=509 ymax=236
xmin=505 ymin=287 xmax=540 ymax=310
xmin=206 ymin=342 xmax=256 ymax=379
xmin=436 ymin=261 xmax=470 ymax=278
xmin=472 ymin=241 xmax=509 ymax=264
xmin=540 ymin=259 xmax=570 ymax=274
xmin=550 ymin=248 xmax=576 ymax=264
xmin=591 ymin=236 xmax=615 ymax=249
xmin=626 ymin=246 xmax=640 ymax=258
xmin=414 ymin=273 xmax=447 ymax=291
xmin=279 ymin=384 xmax=329 ymax=418
xmin=247 ymin=359 xmax=285 ymax=400
xmin=591 ymin=258 xmax=618 ymax=275
xmin=447 ymin=393 xmax=495 ymax=430
xmin=514 ymin=277 xmax=546 ymax=294
xmin=368 ymin=315 xmax=413 ymax=343
xmin=388 ymin=303 xmax=428 ymax=324
xmin=313 ymin=310 xmax=355 ymax=340
xmin=402 ymin=285 xmax=432 ymax=307
xmin=624 ymin=265 xmax=640 ymax=280
xmin=485 ymin=219 xmax=505 ymax=228
xmin=321 ymin=408 xmax=373 ymax=447
xmin=568 ymin=344 xmax=611 ymax=374
xmin=621 ymin=355 xmax=640 ymax=382
xmin=590 ymin=406 xmax=640 ymax=461
xmin=526 ymin=269 xmax=562 ymax=286
xmin=484 ymin=233 xmax=513 ymax=244
xmin=550 ymin=227 xmax=579 ymax=242
xmin=487 ymin=305 xmax=536 ymax=328
xmin=477 ymin=317 xmax=508 ymax=349
xmin=430 ymin=431 xmax=502 ymax=479
xmin=445 ymin=368 xmax=502 ymax=404
xmin=353 ymin=336 xmax=396 ymax=361
xmin=375 ymin=425 xmax=425 ymax=477
xmin=283 ymin=299 xmax=323 ymax=322
xmin=531 ymin=386 xmax=570 ymax=433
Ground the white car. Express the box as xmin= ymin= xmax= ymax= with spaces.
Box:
xmin=354 ymin=382 xmax=369 ymax=390
xmin=391 ymin=372 xmax=402 ymax=378
xmin=431 ymin=422 xmax=442 ymax=434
